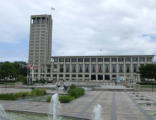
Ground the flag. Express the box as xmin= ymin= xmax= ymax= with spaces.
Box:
xmin=38 ymin=65 xmax=41 ymax=69
xmin=28 ymin=64 xmax=34 ymax=69
xmin=51 ymin=7 xmax=55 ymax=10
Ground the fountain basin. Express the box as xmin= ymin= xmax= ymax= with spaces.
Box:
xmin=6 ymin=111 xmax=82 ymax=120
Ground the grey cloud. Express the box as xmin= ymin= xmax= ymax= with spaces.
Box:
xmin=0 ymin=0 xmax=156 ymax=61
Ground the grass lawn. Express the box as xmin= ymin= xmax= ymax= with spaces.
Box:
xmin=140 ymin=85 xmax=156 ymax=88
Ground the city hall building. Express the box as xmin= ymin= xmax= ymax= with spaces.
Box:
xmin=28 ymin=14 xmax=154 ymax=83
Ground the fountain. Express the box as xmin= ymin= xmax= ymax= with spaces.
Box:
xmin=49 ymin=93 xmax=61 ymax=120
xmin=0 ymin=105 xmax=8 ymax=120
xmin=92 ymin=104 xmax=102 ymax=120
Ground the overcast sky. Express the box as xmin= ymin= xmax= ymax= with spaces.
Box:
xmin=0 ymin=0 xmax=156 ymax=62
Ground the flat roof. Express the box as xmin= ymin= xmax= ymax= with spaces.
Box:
xmin=51 ymin=55 xmax=155 ymax=58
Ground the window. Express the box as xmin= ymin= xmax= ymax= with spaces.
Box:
xmin=111 ymin=58 xmax=117 ymax=62
xmin=105 ymin=75 xmax=110 ymax=80
xmin=91 ymin=75 xmax=96 ymax=80
xmin=147 ymin=57 xmax=152 ymax=62
xmin=66 ymin=74 xmax=70 ymax=77
xmin=112 ymin=64 xmax=116 ymax=73
xmin=140 ymin=64 xmax=144 ymax=67
xmin=139 ymin=57 xmax=145 ymax=62
xmin=133 ymin=64 xmax=137 ymax=73
xmin=104 ymin=58 xmax=110 ymax=62
xmin=59 ymin=58 xmax=64 ymax=62
xmin=79 ymin=64 xmax=83 ymax=73
xmin=78 ymin=75 xmax=82 ymax=77
xmin=92 ymin=64 xmax=96 ymax=73
xmin=98 ymin=64 xmax=103 ymax=73
xmin=78 ymin=58 xmax=83 ymax=62
xmin=72 ymin=64 xmax=76 ymax=72
xmin=91 ymin=58 xmax=96 ymax=62
xmin=85 ymin=75 xmax=89 ymax=77
xmin=119 ymin=64 xmax=123 ymax=73
xmin=126 ymin=64 xmax=130 ymax=73
xmin=46 ymin=74 xmax=50 ymax=77
xmin=98 ymin=58 xmax=103 ymax=62
xmin=72 ymin=74 xmax=76 ymax=77
xmin=47 ymin=69 xmax=50 ymax=73
xmin=105 ymin=64 xmax=109 ymax=73
xmin=84 ymin=58 xmax=90 ymax=62
xmin=132 ymin=57 xmax=138 ymax=62
xmin=118 ymin=58 xmax=124 ymax=62
xmin=125 ymin=57 xmax=131 ymax=62
xmin=53 ymin=58 xmax=58 ymax=62
xmin=53 ymin=74 xmax=57 ymax=77
xmin=85 ymin=64 xmax=89 ymax=73
xmin=59 ymin=74 xmax=63 ymax=77
xmin=66 ymin=64 xmax=70 ymax=72
xmin=72 ymin=58 xmax=77 ymax=62
xmin=37 ymin=18 xmax=40 ymax=23
xmin=60 ymin=64 xmax=64 ymax=72
xmin=112 ymin=75 xmax=116 ymax=78
xmin=42 ymin=17 xmax=46 ymax=23
xmin=98 ymin=75 xmax=103 ymax=80
xmin=65 ymin=58 xmax=70 ymax=62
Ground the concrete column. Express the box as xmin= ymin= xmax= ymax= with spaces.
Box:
xmin=123 ymin=57 xmax=126 ymax=79
xmin=117 ymin=57 xmax=119 ymax=78
xmin=110 ymin=57 xmax=112 ymax=81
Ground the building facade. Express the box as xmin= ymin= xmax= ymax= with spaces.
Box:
xmin=50 ymin=55 xmax=154 ymax=82
xmin=28 ymin=15 xmax=154 ymax=83
xmin=29 ymin=14 xmax=52 ymax=65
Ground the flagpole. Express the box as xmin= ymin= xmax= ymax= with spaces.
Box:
xmin=32 ymin=68 xmax=34 ymax=84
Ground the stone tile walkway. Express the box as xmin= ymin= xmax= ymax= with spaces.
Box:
xmin=0 ymin=91 xmax=155 ymax=120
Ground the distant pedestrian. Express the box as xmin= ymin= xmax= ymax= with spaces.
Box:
xmin=63 ymin=85 xmax=68 ymax=92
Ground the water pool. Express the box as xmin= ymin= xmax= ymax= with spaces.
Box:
xmin=6 ymin=112 xmax=78 ymax=120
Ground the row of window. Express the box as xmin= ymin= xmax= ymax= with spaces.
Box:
xmin=32 ymin=17 xmax=48 ymax=24
xmin=54 ymin=64 xmax=139 ymax=73
xmin=53 ymin=57 xmax=152 ymax=63
xmin=52 ymin=74 xmax=133 ymax=81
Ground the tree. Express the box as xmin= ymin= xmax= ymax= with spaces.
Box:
xmin=0 ymin=61 xmax=28 ymax=81
xmin=17 ymin=75 xmax=27 ymax=84
xmin=0 ymin=62 xmax=17 ymax=81
xmin=13 ymin=62 xmax=27 ymax=76
xmin=139 ymin=64 xmax=156 ymax=82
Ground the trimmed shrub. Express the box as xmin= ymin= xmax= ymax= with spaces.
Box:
xmin=69 ymin=84 xmax=76 ymax=90
xmin=31 ymin=88 xmax=46 ymax=96
xmin=15 ymin=92 xmax=30 ymax=98
xmin=0 ymin=88 xmax=47 ymax=100
xmin=46 ymin=96 xmax=51 ymax=102
xmin=68 ymin=87 xmax=85 ymax=98
xmin=59 ymin=95 xmax=74 ymax=103
xmin=0 ymin=93 xmax=16 ymax=100
xmin=46 ymin=95 xmax=74 ymax=103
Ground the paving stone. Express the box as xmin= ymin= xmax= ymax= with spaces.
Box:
xmin=1 ymin=91 xmax=155 ymax=120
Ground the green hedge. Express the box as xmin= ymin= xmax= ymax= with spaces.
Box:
xmin=0 ymin=93 xmax=16 ymax=100
xmin=137 ymin=82 xmax=156 ymax=85
xmin=31 ymin=88 xmax=46 ymax=96
xmin=46 ymin=96 xmax=51 ymax=102
xmin=68 ymin=87 xmax=85 ymax=98
xmin=47 ymin=85 xmax=85 ymax=103
xmin=69 ymin=84 xmax=76 ymax=89
xmin=0 ymin=88 xmax=46 ymax=100
xmin=59 ymin=95 xmax=74 ymax=103
xmin=46 ymin=95 xmax=74 ymax=103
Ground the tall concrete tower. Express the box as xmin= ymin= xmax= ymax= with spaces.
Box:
xmin=28 ymin=14 xmax=52 ymax=65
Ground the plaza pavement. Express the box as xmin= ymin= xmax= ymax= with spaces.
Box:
xmin=0 ymin=88 xmax=64 ymax=94
xmin=0 ymin=91 xmax=156 ymax=120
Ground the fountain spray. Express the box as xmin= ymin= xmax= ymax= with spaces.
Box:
xmin=0 ymin=105 xmax=8 ymax=120
xmin=49 ymin=93 xmax=61 ymax=120
xmin=92 ymin=104 xmax=102 ymax=120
